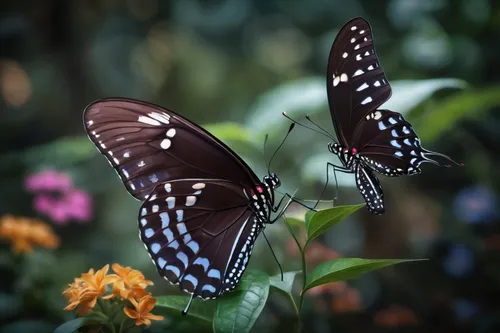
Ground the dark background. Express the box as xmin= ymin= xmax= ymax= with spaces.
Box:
xmin=1 ymin=0 xmax=500 ymax=332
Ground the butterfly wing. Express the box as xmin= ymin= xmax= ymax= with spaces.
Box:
xmin=139 ymin=178 xmax=261 ymax=299
xmin=355 ymin=163 xmax=384 ymax=214
xmin=353 ymin=109 xmax=442 ymax=176
xmin=84 ymin=98 xmax=259 ymax=201
xmin=327 ymin=17 xmax=392 ymax=147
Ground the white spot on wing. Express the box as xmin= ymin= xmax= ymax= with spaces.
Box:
xmin=161 ymin=139 xmax=171 ymax=149
xmin=333 ymin=76 xmax=340 ymax=87
xmin=342 ymin=52 xmax=348 ymax=58
xmin=160 ymin=212 xmax=170 ymax=228
xmin=340 ymin=73 xmax=348 ymax=82
xmin=148 ymin=112 xmax=170 ymax=124
xmin=138 ymin=116 xmax=161 ymax=126
xmin=166 ymin=197 xmax=175 ymax=209
xmin=186 ymin=196 xmax=196 ymax=206
xmin=192 ymin=183 xmax=205 ymax=190
xmin=166 ymin=128 xmax=176 ymax=137
xmin=356 ymin=82 xmax=369 ymax=91
xmin=353 ymin=69 xmax=364 ymax=77
xmin=361 ymin=97 xmax=373 ymax=105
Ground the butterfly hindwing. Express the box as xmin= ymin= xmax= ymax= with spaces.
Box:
xmin=327 ymin=17 xmax=392 ymax=147
xmin=353 ymin=109 xmax=436 ymax=176
xmin=139 ymin=178 xmax=263 ymax=299
xmin=355 ymin=164 xmax=384 ymax=214
xmin=84 ymin=98 xmax=259 ymax=201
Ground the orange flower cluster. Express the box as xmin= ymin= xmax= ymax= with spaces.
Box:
xmin=63 ymin=263 xmax=163 ymax=326
xmin=0 ymin=215 xmax=60 ymax=253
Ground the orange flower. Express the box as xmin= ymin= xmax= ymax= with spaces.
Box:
xmin=124 ymin=295 xmax=164 ymax=326
xmin=0 ymin=215 xmax=60 ymax=253
xmin=63 ymin=265 xmax=118 ymax=316
xmin=111 ymin=263 xmax=153 ymax=300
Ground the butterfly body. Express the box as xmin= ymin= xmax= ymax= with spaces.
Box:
xmin=320 ymin=17 xmax=460 ymax=214
xmin=84 ymin=98 xmax=284 ymax=300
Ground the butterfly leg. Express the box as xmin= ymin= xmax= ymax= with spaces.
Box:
xmin=273 ymin=193 xmax=316 ymax=212
xmin=313 ymin=162 xmax=353 ymax=210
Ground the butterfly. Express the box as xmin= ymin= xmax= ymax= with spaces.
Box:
xmin=83 ymin=98 xmax=291 ymax=309
xmin=290 ymin=17 xmax=461 ymax=215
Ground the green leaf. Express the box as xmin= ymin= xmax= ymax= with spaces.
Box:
xmin=246 ymin=77 xmax=466 ymax=135
xmin=384 ymin=78 xmax=467 ymax=116
xmin=213 ymin=270 xmax=270 ymax=333
xmin=270 ymin=271 xmax=300 ymax=296
xmin=53 ymin=318 xmax=89 ymax=333
xmin=284 ymin=217 xmax=306 ymax=227
xmin=246 ymin=78 xmax=325 ymax=133
xmin=303 ymin=258 xmax=421 ymax=293
xmin=413 ymin=86 xmax=500 ymax=142
xmin=305 ymin=204 xmax=365 ymax=245
xmin=155 ymin=295 xmax=215 ymax=323
xmin=204 ymin=122 xmax=257 ymax=145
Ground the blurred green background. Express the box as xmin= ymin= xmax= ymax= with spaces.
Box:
xmin=1 ymin=0 xmax=500 ymax=332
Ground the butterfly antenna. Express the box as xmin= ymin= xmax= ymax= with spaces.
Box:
xmin=182 ymin=293 xmax=194 ymax=316
xmin=263 ymin=230 xmax=284 ymax=281
xmin=264 ymin=133 xmax=269 ymax=173
xmin=423 ymin=149 xmax=464 ymax=168
xmin=268 ymin=123 xmax=295 ymax=172
xmin=282 ymin=112 xmax=336 ymax=141
xmin=305 ymin=115 xmax=336 ymax=140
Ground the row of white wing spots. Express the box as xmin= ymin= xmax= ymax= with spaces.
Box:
xmin=137 ymin=111 xmax=171 ymax=126
xmin=220 ymin=216 xmax=251 ymax=294
xmin=175 ymin=182 xmax=221 ymax=299
xmin=358 ymin=166 xmax=384 ymax=211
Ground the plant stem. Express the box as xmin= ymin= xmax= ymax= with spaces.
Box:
xmin=298 ymin=246 xmax=307 ymax=311
xmin=97 ymin=298 xmax=117 ymax=333
xmin=283 ymin=217 xmax=308 ymax=312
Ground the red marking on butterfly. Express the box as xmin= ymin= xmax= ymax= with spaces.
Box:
xmin=343 ymin=148 xmax=349 ymax=153
xmin=351 ymin=148 xmax=358 ymax=155
xmin=256 ymin=186 xmax=264 ymax=193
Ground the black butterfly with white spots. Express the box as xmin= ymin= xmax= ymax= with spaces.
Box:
xmin=311 ymin=17 xmax=461 ymax=214
xmin=84 ymin=98 xmax=291 ymax=311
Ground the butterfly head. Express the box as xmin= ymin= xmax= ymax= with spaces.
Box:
xmin=264 ymin=172 xmax=281 ymax=189
xmin=328 ymin=142 xmax=356 ymax=168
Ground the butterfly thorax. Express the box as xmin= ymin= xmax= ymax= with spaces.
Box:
xmin=247 ymin=173 xmax=280 ymax=224
xmin=328 ymin=142 xmax=358 ymax=169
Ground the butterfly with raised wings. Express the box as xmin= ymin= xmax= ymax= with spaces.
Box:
xmin=83 ymin=98 xmax=292 ymax=309
xmin=287 ymin=17 xmax=461 ymax=215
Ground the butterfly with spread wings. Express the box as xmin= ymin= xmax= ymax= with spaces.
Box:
xmin=287 ymin=17 xmax=461 ymax=215
xmin=84 ymin=98 xmax=294 ymax=310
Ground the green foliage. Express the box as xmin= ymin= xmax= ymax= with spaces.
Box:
xmin=213 ymin=270 xmax=270 ymax=333
xmin=53 ymin=317 xmax=103 ymax=333
xmin=303 ymin=258 xmax=421 ymax=293
xmin=413 ymin=86 xmax=500 ymax=142
xmin=246 ymin=77 xmax=466 ymax=137
xmin=305 ymin=204 xmax=365 ymax=245
xmin=156 ymin=295 xmax=215 ymax=324
xmin=269 ymin=271 xmax=300 ymax=296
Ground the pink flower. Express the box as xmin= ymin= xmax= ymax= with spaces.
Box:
xmin=25 ymin=169 xmax=93 ymax=225
xmin=25 ymin=170 xmax=72 ymax=192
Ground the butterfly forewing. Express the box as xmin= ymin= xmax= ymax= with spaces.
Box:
xmin=139 ymin=179 xmax=262 ymax=298
xmin=84 ymin=98 xmax=259 ymax=201
xmin=327 ymin=17 xmax=392 ymax=147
